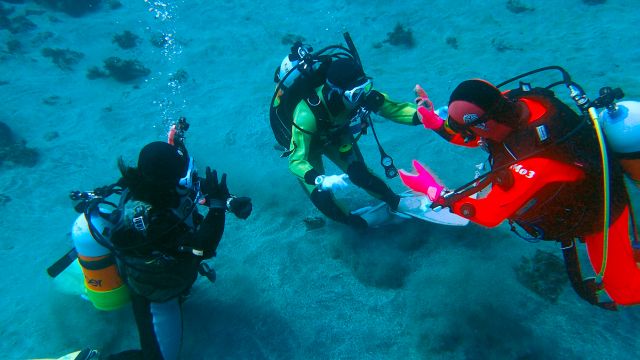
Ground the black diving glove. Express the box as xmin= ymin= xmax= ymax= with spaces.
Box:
xmin=363 ymin=90 xmax=385 ymax=112
xmin=200 ymin=167 xmax=230 ymax=209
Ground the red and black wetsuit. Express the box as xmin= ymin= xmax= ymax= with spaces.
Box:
xmin=437 ymin=88 xmax=640 ymax=306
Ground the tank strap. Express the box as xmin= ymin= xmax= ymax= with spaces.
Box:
xmin=306 ymin=92 xmax=331 ymax=125
xmin=627 ymin=194 xmax=640 ymax=252
xmin=615 ymin=150 xmax=640 ymax=160
xmin=78 ymin=253 xmax=116 ymax=270
xmin=560 ymin=239 xmax=617 ymax=310
xmin=286 ymin=94 xmax=324 ymax=139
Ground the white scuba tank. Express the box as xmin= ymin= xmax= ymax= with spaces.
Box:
xmin=278 ymin=56 xmax=300 ymax=88
xmin=71 ymin=210 xmax=129 ymax=310
xmin=599 ymin=100 xmax=640 ymax=184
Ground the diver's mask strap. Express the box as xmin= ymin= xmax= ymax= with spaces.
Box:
xmin=178 ymin=157 xmax=198 ymax=189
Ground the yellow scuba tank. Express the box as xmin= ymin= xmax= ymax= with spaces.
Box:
xmin=71 ymin=211 xmax=129 ymax=311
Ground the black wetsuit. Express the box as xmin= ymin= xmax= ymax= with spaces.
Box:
xmin=106 ymin=195 xmax=225 ymax=360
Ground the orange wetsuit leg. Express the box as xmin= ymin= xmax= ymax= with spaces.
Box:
xmin=585 ymin=206 xmax=640 ymax=305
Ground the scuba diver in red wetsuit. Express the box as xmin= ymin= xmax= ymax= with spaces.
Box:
xmin=399 ymin=66 xmax=640 ymax=309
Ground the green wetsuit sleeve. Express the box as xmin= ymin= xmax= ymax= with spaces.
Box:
xmin=288 ymin=101 xmax=319 ymax=184
xmin=376 ymin=92 xmax=419 ymax=125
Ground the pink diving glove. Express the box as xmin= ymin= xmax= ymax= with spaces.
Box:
xmin=414 ymin=84 xmax=444 ymax=130
xmin=399 ymin=160 xmax=445 ymax=201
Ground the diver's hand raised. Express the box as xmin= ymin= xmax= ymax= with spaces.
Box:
xmin=414 ymin=84 xmax=444 ymax=130
xmin=414 ymin=84 xmax=433 ymax=109
xmin=200 ymin=167 xmax=230 ymax=208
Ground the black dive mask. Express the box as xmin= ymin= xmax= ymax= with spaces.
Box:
xmin=446 ymin=112 xmax=491 ymax=142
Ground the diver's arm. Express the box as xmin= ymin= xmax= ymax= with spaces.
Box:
xmin=410 ymin=87 xmax=481 ymax=148
xmin=288 ymin=102 xmax=321 ymax=185
xmin=367 ymin=91 xmax=420 ymax=125
xmin=445 ymin=157 xmax=584 ymax=227
xmin=194 ymin=208 xmax=225 ymax=259
xmin=367 ymin=90 xmax=479 ymax=147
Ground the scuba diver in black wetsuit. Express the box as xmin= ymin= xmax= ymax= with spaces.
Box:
xmin=63 ymin=119 xmax=252 ymax=359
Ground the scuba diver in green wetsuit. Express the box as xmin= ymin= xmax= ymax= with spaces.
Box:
xmin=287 ymin=57 xmax=421 ymax=228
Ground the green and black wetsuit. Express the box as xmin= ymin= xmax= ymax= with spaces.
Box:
xmin=288 ymin=86 xmax=418 ymax=226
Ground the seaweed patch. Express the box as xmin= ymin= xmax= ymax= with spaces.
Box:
xmin=34 ymin=0 xmax=102 ymax=17
xmin=0 ymin=121 xmax=40 ymax=168
xmin=280 ymin=33 xmax=305 ymax=46
xmin=87 ymin=56 xmax=150 ymax=83
xmin=506 ymin=0 xmax=535 ymax=14
xmin=112 ymin=30 xmax=140 ymax=50
xmin=384 ymin=23 xmax=415 ymax=48
xmin=514 ymin=249 xmax=567 ymax=302
xmin=41 ymin=47 xmax=84 ymax=70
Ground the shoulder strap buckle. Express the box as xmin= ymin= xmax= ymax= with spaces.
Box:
xmin=132 ymin=205 xmax=148 ymax=233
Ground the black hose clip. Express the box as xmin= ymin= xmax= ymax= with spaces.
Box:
xmin=590 ymin=87 xmax=624 ymax=111
xmin=70 ymin=190 xmax=99 ymax=213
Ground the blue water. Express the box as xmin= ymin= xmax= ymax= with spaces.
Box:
xmin=1 ymin=0 xmax=639 ymax=359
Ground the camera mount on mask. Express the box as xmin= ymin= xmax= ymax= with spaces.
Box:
xmin=168 ymin=116 xmax=190 ymax=155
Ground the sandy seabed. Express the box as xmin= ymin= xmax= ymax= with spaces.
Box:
xmin=0 ymin=0 xmax=639 ymax=359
